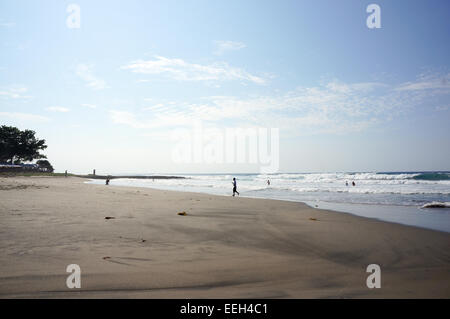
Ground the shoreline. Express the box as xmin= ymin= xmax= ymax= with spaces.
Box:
xmin=86 ymin=178 xmax=450 ymax=234
xmin=1 ymin=176 xmax=449 ymax=298
xmin=303 ymin=200 xmax=450 ymax=234
xmin=75 ymin=174 xmax=185 ymax=180
xmin=0 ymin=172 xmax=186 ymax=180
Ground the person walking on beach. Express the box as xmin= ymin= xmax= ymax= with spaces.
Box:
xmin=232 ymin=178 xmax=239 ymax=196
xmin=352 ymin=181 xmax=355 ymax=186
xmin=267 ymin=179 xmax=270 ymax=186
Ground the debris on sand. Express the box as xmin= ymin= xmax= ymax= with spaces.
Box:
xmin=178 ymin=211 xmax=187 ymax=216
xmin=421 ymin=202 xmax=450 ymax=209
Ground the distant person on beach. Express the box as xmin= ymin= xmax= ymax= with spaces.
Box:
xmin=352 ymin=181 xmax=355 ymax=186
xmin=232 ymin=178 xmax=239 ymax=196
xmin=106 ymin=178 xmax=110 ymax=185
xmin=267 ymin=180 xmax=270 ymax=186
xmin=345 ymin=181 xmax=348 ymax=186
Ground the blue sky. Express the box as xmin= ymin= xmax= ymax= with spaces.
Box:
xmin=1 ymin=0 xmax=449 ymax=174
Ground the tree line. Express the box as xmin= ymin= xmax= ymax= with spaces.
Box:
xmin=0 ymin=125 xmax=54 ymax=172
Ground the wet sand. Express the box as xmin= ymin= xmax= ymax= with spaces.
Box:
xmin=0 ymin=176 xmax=449 ymax=298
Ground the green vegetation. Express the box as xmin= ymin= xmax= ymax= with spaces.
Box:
xmin=0 ymin=125 xmax=48 ymax=164
xmin=0 ymin=125 xmax=55 ymax=172
xmin=36 ymin=160 xmax=54 ymax=172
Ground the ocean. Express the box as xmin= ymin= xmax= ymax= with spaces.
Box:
xmin=87 ymin=172 xmax=450 ymax=233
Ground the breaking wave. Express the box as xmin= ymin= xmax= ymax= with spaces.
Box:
xmin=87 ymin=171 xmax=450 ymax=207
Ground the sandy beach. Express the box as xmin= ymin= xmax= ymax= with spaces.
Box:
xmin=0 ymin=176 xmax=449 ymax=298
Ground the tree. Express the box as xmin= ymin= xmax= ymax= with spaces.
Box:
xmin=36 ymin=160 xmax=54 ymax=173
xmin=0 ymin=125 xmax=48 ymax=164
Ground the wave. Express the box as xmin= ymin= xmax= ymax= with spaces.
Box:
xmin=285 ymin=187 xmax=450 ymax=195
xmin=235 ymin=184 xmax=450 ymax=195
xmin=172 ymin=172 xmax=450 ymax=184
xmin=412 ymin=173 xmax=450 ymax=181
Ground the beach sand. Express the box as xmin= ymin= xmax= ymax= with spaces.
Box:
xmin=0 ymin=176 xmax=449 ymax=298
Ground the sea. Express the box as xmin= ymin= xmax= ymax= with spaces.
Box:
xmin=87 ymin=172 xmax=450 ymax=233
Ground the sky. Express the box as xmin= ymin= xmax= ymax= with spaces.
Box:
xmin=1 ymin=0 xmax=450 ymax=174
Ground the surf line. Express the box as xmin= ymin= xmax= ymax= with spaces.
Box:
xmin=180 ymin=303 xmax=214 ymax=317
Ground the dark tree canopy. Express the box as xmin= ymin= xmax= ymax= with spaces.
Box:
xmin=36 ymin=160 xmax=54 ymax=173
xmin=0 ymin=125 xmax=48 ymax=164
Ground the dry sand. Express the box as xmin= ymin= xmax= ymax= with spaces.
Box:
xmin=0 ymin=176 xmax=449 ymax=298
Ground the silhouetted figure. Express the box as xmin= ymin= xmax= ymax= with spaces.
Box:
xmin=232 ymin=178 xmax=239 ymax=196
xmin=345 ymin=181 xmax=348 ymax=186
xmin=106 ymin=178 xmax=110 ymax=185
xmin=267 ymin=180 xmax=270 ymax=186
xmin=352 ymin=181 xmax=355 ymax=186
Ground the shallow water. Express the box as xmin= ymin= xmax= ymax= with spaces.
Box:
xmin=304 ymin=201 xmax=450 ymax=233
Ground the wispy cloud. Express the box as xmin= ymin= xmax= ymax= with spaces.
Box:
xmin=0 ymin=87 xmax=32 ymax=99
xmin=81 ymin=103 xmax=97 ymax=109
xmin=213 ymin=40 xmax=246 ymax=55
xmin=75 ymin=64 xmax=108 ymax=90
xmin=110 ymin=111 xmax=154 ymax=129
xmin=121 ymin=56 xmax=266 ymax=85
xmin=0 ymin=112 xmax=49 ymax=122
xmin=395 ymin=72 xmax=450 ymax=92
xmin=109 ymin=74 xmax=450 ymax=135
xmin=435 ymin=105 xmax=449 ymax=111
xmin=46 ymin=106 xmax=70 ymax=112
xmin=110 ymin=109 xmax=192 ymax=129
